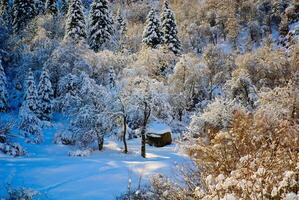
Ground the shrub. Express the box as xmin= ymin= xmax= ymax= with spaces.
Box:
xmin=6 ymin=186 xmax=39 ymax=200
xmin=68 ymin=149 xmax=92 ymax=157
xmin=53 ymin=131 xmax=75 ymax=145
xmin=0 ymin=143 xmax=25 ymax=157
xmin=184 ymin=84 xmax=299 ymax=199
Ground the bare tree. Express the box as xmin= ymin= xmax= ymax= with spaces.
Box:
xmin=115 ymin=97 xmax=129 ymax=153
xmin=141 ymin=99 xmax=151 ymax=158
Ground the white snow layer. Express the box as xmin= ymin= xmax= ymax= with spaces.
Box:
xmin=0 ymin=119 xmax=187 ymax=199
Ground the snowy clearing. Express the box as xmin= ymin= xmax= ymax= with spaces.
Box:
xmin=0 ymin=121 xmax=188 ymax=200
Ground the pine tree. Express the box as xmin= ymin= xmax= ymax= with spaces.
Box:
xmin=45 ymin=0 xmax=58 ymax=15
xmin=61 ymin=0 xmax=68 ymax=15
xmin=24 ymin=69 xmax=38 ymax=114
xmin=65 ymin=0 xmax=86 ymax=41
xmin=88 ymin=0 xmax=113 ymax=52
xmin=0 ymin=0 xmax=8 ymax=14
xmin=115 ymin=8 xmax=127 ymax=51
xmin=37 ymin=68 xmax=54 ymax=121
xmin=19 ymin=104 xmax=42 ymax=144
xmin=108 ymin=67 xmax=115 ymax=89
xmin=35 ymin=0 xmax=46 ymax=15
xmin=161 ymin=1 xmax=181 ymax=54
xmin=0 ymin=0 xmax=11 ymax=27
xmin=116 ymin=8 xmax=127 ymax=36
xmin=0 ymin=60 xmax=8 ymax=112
xmin=82 ymin=0 xmax=90 ymax=10
xmin=12 ymin=0 xmax=36 ymax=33
xmin=20 ymin=69 xmax=42 ymax=144
xmin=142 ymin=9 xmax=162 ymax=48
xmin=279 ymin=15 xmax=289 ymax=36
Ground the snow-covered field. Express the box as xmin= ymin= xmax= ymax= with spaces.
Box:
xmin=0 ymin=120 xmax=188 ymax=200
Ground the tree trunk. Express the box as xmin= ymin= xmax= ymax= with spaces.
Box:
xmin=141 ymin=101 xmax=151 ymax=158
xmin=97 ymin=135 xmax=104 ymax=151
xmin=123 ymin=116 xmax=128 ymax=154
xmin=141 ymin=126 xmax=146 ymax=158
xmin=178 ymin=109 xmax=183 ymax=121
xmin=209 ymin=79 xmax=213 ymax=101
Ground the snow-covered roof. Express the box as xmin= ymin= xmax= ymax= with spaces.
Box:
xmin=147 ymin=121 xmax=171 ymax=134
xmin=289 ymin=21 xmax=299 ymax=31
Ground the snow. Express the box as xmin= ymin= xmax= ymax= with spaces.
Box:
xmin=147 ymin=121 xmax=171 ymax=134
xmin=289 ymin=20 xmax=299 ymax=41
xmin=0 ymin=116 xmax=187 ymax=199
xmin=218 ymin=41 xmax=233 ymax=54
xmin=289 ymin=21 xmax=299 ymax=31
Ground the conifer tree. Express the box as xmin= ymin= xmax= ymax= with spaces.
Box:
xmin=0 ymin=0 xmax=8 ymax=14
xmin=279 ymin=16 xmax=289 ymax=36
xmin=12 ymin=0 xmax=36 ymax=33
xmin=161 ymin=1 xmax=181 ymax=54
xmin=115 ymin=8 xmax=127 ymax=51
xmin=108 ymin=67 xmax=115 ymax=89
xmin=0 ymin=0 xmax=11 ymax=27
xmin=19 ymin=69 xmax=42 ymax=144
xmin=37 ymin=68 xmax=54 ymax=121
xmin=0 ymin=60 xmax=8 ymax=112
xmin=45 ymin=0 xmax=58 ymax=15
xmin=19 ymin=103 xmax=42 ymax=144
xmin=35 ymin=0 xmax=46 ymax=15
xmin=61 ymin=0 xmax=68 ymax=15
xmin=24 ymin=69 xmax=38 ymax=114
xmin=82 ymin=0 xmax=90 ymax=10
xmin=88 ymin=0 xmax=113 ymax=52
xmin=142 ymin=9 xmax=162 ymax=48
xmin=65 ymin=0 xmax=86 ymax=41
xmin=116 ymin=8 xmax=127 ymax=36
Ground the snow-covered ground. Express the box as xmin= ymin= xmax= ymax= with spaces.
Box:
xmin=289 ymin=20 xmax=299 ymax=30
xmin=0 ymin=119 xmax=188 ymax=200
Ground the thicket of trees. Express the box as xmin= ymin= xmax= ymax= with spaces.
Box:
xmin=0 ymin=0 xmax=298 ymax=198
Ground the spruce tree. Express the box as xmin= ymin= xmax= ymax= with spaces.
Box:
xmin=115 ymin=8 xmax=127 ymax=51
xmin=0 ymin=0 xmax=11 ymax=27
xmin=279 ymin=16 xmax=289 ymax=36
xmin=19 ymin=102 xmax=42 ymax=144
xmin=61 ymin=0 xmax=68 ymax=15
xmin=142 ymin=9 xmax=162 ymax=48
xmin=116 ymin=9 xmax=127 ymax=36
xmin=0 ymin=0 xmax=8 ymax=14
xmin=161 ymin=1 xmax=181 ymax=54
xmin=82 ymin=0 xmax=90 ymax=10
xmin=45 ymin=0 xmax=58 ymax=15
xmin=12 ymin=0 xmax=36 ymax=33
xmin=108 ymin=67 xmax=115 ymax=89
xmin=20 ymin=69 xmax=42 ymax=144
xmin=24 ymin=69 xmax=38 ymax=114
xmin=88 ymin=0 xmax=113 ymax=52
xmin=35 ymin=0 xmax=46 ymax=15
xmin=37 ymin=68 xmax=54 ymax=121
xmin=65 ymin=0 xmax=86 ymax=41
xmin=0 ymin=60 xmax=8 ymax=112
